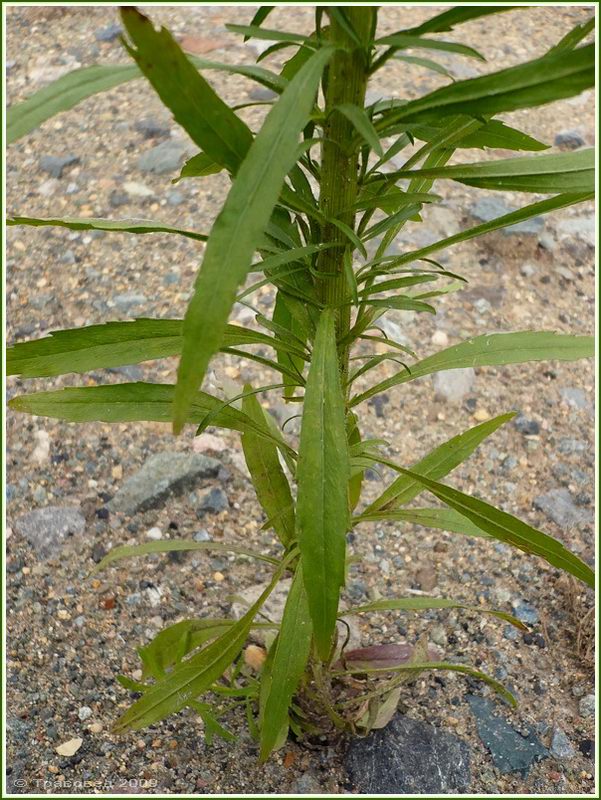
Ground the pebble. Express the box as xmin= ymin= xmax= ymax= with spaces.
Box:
xmin=146 ymin=527 xmax=163 ymax=541
xmin=415 ymin=565 xmax=437 ymax=591
xmin=432 ymin=368 xmax=475 ymax=403
xmin=513 ymin=601 xmax=539 ymax=626
xmin=550 ymin=728 xmax=576 ymax=759
xmin=473 ymin=408 xmax=489 ymax=422
xmin=37 ymin=178 xmax=59 ymax=197
xmin=290 ymin=773 xmax=323 ymax=794
xmin=39 ymin=154 xmax=79 ymax=179
xmin=193 ymin=529 xmax=211 ymax=542
xmin=520 ymin=263 xmax=536 ymax=278
xmin=514 ymin=415 xmax=540 ymax=435
xmin=244 ymin=644 xmax=267 ymax=670
xmin=77 ymin=706 xmax=92 ymax=721
xmin=88 ymin=722 xmax=103 ymax=734
xmin=95 ymin=23 xmax=122 ymax=42
xmin=123 ymin=181 xmax=155 ymax=198
xmin=554 ymin=129 xmax=586 ymax=149
xmin=192 ymin=433 xmax=229 ymax=454
xmin=196 ymin=487 xmax=229 ymax=516
xmin=112 ymin=292 xmax=148 ymax=310
xmin=559 ymin=387 xmax=589 ymax=411
xmin=345 ymin=714 xmax=471 ymax=793
xmin=533 ymin=488 xmax=593 ymax=528
xmin=14 ymin=506 xmax=86 ymax=559
xmin=578 ymin=694 xmax=594 ymax=719
xmin=137 ymin=140 xmax=194 ymax=174
xmin=469 ymin=197 xmax=544 ymax=235
xmin=108 ymin=452 xmax=220 ymax=514
xmin=431 ymin=329 xmax=449 ymax=346
xmin=134 ymin=117 xmax=171 ymax=139
xmin=430 ymin=624 xmax=448 ymax=646
xmin=55 ymin=737 xmax=83 ymax=757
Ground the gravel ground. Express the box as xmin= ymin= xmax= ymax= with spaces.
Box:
xmin=6 ymin=5 xmax=596 ymax=796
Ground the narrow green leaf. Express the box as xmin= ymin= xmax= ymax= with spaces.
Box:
xmin=7 ymin=63 xmax=139 ymax=144
xmin=337 ymin=660 xmax=517 ymax=707
xmin=547 ymin=16 xmax=594 ymax=55
xmin=393 ymin=55 xmax=454 ymax=80
xmin=121 ymin=8 xmax=253 ymax=173
xmin=367 ymin=296 xmax=436 ymax=314
xmin=355 ymin=507 xmax=490 ymax=540
xmin=113 ymin=557 xmax=291 ymax=731
xmin=91 ymin=539 xmax=279 ymax=574
xmin=173 ymin=45 xmax=333 ymax=433
xmin=407 ymin=7 xmax=517 ymax=35
xmin=226 ymin=24 xmax=310 ymax=45
xmin=7 ymin=215 xmax=207 ymax=241
xmin=392 ymin=149 xmax=593 ymax=193
xmin=376 ymin=34 xmax=485 ymax=62
xmin=457 ymin=120 xmax=548 ymax=152
xmin=364 ymin=413 xmax=515 ymax=514
xmin=245 ymin=7 xmax=275 ymax=40
xmin=259 ymin=567 xmax=312 ymax=760
xmin=380 ymin=192 xmax=593 ymax=270
xmin=173 ymin=152 xmax=223 ymax=183
xmin=382 ymin=44 xmax=593 ymax=124
xmin=335 ymin=103 xmax=384 ymax=156
xmin=352 ymin=331 xmax=594 ymax=407
xmin=7 ymin=320 xmax=306 ymax=379
xmin=348 ymin=597 xmax=527 ymax=630
xmin=241 ymin=389 xmax=295 ymax=547
xmin=297 ymin=310 xmax=350 ymax=660
xmin=8 ymin=383 xmax=295 ymax=455
xmin=347 ymin=412 xmax=363 ymax=512
xmin=391 ymin=469 xmax=595 ymax=589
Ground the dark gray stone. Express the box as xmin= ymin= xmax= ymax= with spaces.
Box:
xmin=13 ymin=506 xmax=86 ymax=558
xmin=134 ymin=117 xmax=171 ymax=139
xmin=166 ymin=190 xmax=185 ymax=206
xmin=550 ymin=728 xmax=576 ymax=759
xmin=514 ymin=601 xmax=539 ymax=626
xmin=109 ymin=189 xmax=129 ymax=208
xmin=196 ymin=487 xmax=229 ymax=516
xmin=579 ymin=694 xmax=595 ymax=718
xmin=467 ymin=695 xmax=548 ymax=776
xmin=108 ymin=452 xmax=220 ymax=514
xmin=39 ymin=154 xmax=79 ymax=179
xmin=554 ymin=129 xmax=586 ymax=150
xmin=345 ymin=714 xmax=471 ymax=794
xmin=95 ymin=23 xmax=123 ymax=42
xmin=533 ymin=488 xmax=593 ymax=528
xmin=469 ymin=197 xmax=544 ymax=236
xmin=514 ymin=415 xmax=540 ymax=435
xmin=137 ymin=140 xmax=193 ymax=174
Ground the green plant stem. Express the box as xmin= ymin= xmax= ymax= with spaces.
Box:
xmin=316 ymin=8 xmax=373 ymax=386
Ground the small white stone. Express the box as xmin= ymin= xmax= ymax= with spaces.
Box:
xmin=56 ymin=737 xmax=83 ymax=757
xmin=431 ymin=330 xmax=449 ymax=347
xmin=78 ymin=706 xmax=92 ymax=721
xmin=32 ymin=430 xmax=50 ymax=465
xmin=123 ymin=181 xmax=155 ymax=198
xmin=146 ymin=527 xmax=162 ymax=541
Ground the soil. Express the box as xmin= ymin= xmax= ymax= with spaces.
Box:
xmin=5 ymin=4 xmax=596 ymax=796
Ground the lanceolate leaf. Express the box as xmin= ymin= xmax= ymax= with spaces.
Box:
xmin=349 ymin=597 xmax=527 ymax=629
xmin=392 ymin=469 xmax=595 ymax=588
xmin=173 ymin=45 xmax=333 ymax=433
xmin=7 ymin=63 xmax=139 ymax=144
xmin=92 ymin=539 xmax=279 ymax=574
xmin=7 ymin=215 xmax=207 ymax=241
xmin=241 ymin=390 xmax=295 ymax=547
xmin=259 ymin=567 xmax=312 ymax=760
xmin=407 ymin=6 xmax=517 ymax=35
xmin=381 ymin=192 xmax=593 ymax=269
xmin=335 ymin=104 xmax=383 ymax=156
xmin=392 ymin=149 xmax=593 ymax=193
xmin=7 ymin=319 xmax=306 ymax=379
xmin=352 ymin=331 xmax=594 ymax=407
xmin=174 ymin=152 xmax=223 ymax=182
xmin=338 ymin=660 xmax=516 ymax=707
xmin=297 ymin=310 xmax=350 ymax=660
xmin=381 ymin=43 xmax=593 ymax=124
xmin=376 ymin=34 xmax=485 ymax=62
xmin=364 ymin=413 xmax=514 ymax=513
xmin=355 ymin=507 xmax=490 ymax=539
xmin=113 ymin=557 xmax=291 ymax=731
xmin=121 ymin=8 xmax=253 ymax=173
xmin=8 ymin=383 xmax=295 ymax=455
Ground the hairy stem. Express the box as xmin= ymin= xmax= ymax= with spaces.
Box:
xmin=316 ymin=8 xmax=374 ymax=387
